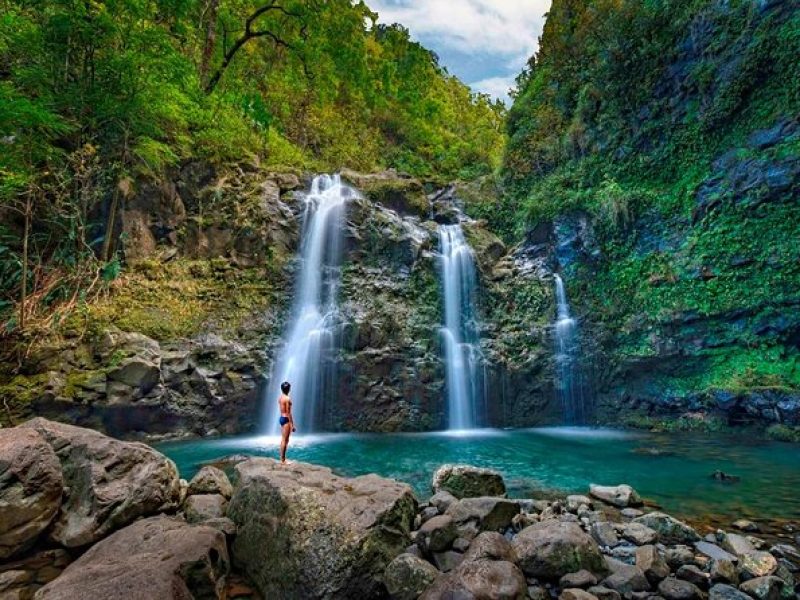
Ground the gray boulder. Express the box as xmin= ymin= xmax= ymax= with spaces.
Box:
xmin=429 ymin=490 xmax=458 ymax=514
xmin=228 ymin=458 xmax=416 ymax=599
xmin=677 ymin=564 xmax=710 ymax=589
xmin=738 ymin=576 xmax=785 ymax=600
xmin=602 ymin=558 xmax=650 ymax=595
xmin=35 ymin=516 xmax=228 ymax=599
xmin=560 ymin=570 xmax=599 ymax=589
xmin=711 ymin=584 xmax=754 ymax=600
xmin=446 ymin=497 xmax=520 ymax=532
xmin=384 ymin=553 xmax=439 ymax=600
xmin=420 ymin=559 xmax=527 ymax=600
xmin=722 ymin=533 xmax=757 ymax=557
xmin=697 ymin=541 xmax=738 ymax=563
xmin=0 ymin=427 xmax=63 ymax=559
xmin=432 ymin=464 xmax=506 ymax=499
xmin=184 ymin=494 xmax=228 ymax=524
xmin=633 ymin=512 xmax=699 ymax=544
xmin=20 ymin=418 xmax=181 ymax=547
xmin=513 ymin=521 xmax=605 ymax=580
xmin=622 ymin=522 xmax=658 ymax=545
xmin=187 ymin=466 xmax=233 ymax=499
xmin=636 ymin=545 xmax=670 ymax=584
xmin=591 ymin=522 xmax=620 ymax=548
xmin=589 ymin=484 xmax=642 ymax=508
xmin=417 ymin=515 xmax=457 ymax=554
xmin=463 ymin=531 xmax=517 ymax=563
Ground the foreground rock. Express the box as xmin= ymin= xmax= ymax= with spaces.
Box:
xmin=228 ymin=458 xmax=417 ymax=599
xmin=20 ymin=418 xmax=182 ymax=547
xmin=187 ymin=466 xmax=233 ymax=499
xmin=432 ymin=465 xmax=506 ymax=499
xmin=513 ymin=521 xmax=605 ymax=579
xmin=420 ymin=559 xmax=527 ymax=600
xmin=384 ymin=554 xmax=439 ymax=600
xmin=36 ymin=516 xmax=229 ymax=599
xmin=0 ymin=428 xmax=63 ymax=559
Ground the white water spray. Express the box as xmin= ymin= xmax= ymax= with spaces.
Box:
xmin=553 ymin=273 xmax=588 ymax=424
xmin=438 ymin=224 xmax=487 ymax=430
xmin=263 ymin=174 xmax=355 ymax=433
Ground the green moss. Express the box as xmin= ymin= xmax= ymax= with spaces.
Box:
xmin=621 ymin=413 xmax=729 ymax=434
xmin=765 ymin=424 xmax=800 ymax=443
xmin=0 ymin=373 xmax=51 ymax=426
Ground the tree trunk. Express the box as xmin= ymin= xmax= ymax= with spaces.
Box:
xmin=20 ymin=193 xmax=31 ymax=330
xmin=101 ymin=187 xmax=120 ymax=262
xmin=200 ymin=0 xmax=220 ymax=89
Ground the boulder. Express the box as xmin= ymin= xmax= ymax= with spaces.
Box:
xmin=429 ymin=490 xmax=458 ymax=514
xmin=187 ymin=466 xmax=233 ymax=499
xmin=711 ymin=559 xmax=740 ymax=585
xmin=677 ymin=564 xmax=710 ymax=589
xmin=589 ymin=484 xmax=642 ymax=508
xmin=711 ymin=584 xmax=753 ymax=600
xmin=513 ymin=521 xmax=605 ymax=580
xmin=567 ymin=495 xmax=594 ymax=512
xmin=417 ymin=515 xmax=458 ymax=554
xmin=666 ymin=546 xmax=698 ymax=569
xmin=697 ymin=541 xmax=739 ymax=563
xmin=560 ymin=570 xmax=599 ymax=589
xmin=384 ymin=553 xmax=439 ymax=600
xmin=445 ymin=497 xmax=520 ymax=532
xmin=184 ymin=494 xmax=228 ymax=524
xmin=602 ymin=558 xmax=650 ymax=595
xmin=738 ymin=552 xmax=778 ymax=581
xmin=0 ymin=428 xmax=63 ymax=559
xmin=591 ymin=522 xmax=620 ymax=548
xmin=658 ymin=576 xmax=703 ymax=600
xmin=633 ymin=513 xmax=699 ymax=544
xmin=35 ymin=516 xmax=228 ymax=599
xmin=622 ymin=522 xmax=658 ymax=546
xmin=738 ymin=576 xmax=785 ymax=600
xmin=228 ymin=458 xmax=416 ymax=599
xmin=733 ymin=520 xmax=760 ymax=533
xmin=420 ymin=559 xmax=527 ymax=600
xmin=20 ymin=418 xmax=181 ymax=547
xmin=722 ymin=533 xmax=757 ymax=557
xmin=463 ymin=532 xmax=517 ymax=563
xmin=588 ymin=586 xmax=622 ymax=600
xmin=636 ymin=545 xmax=670 ymax=584
xmin=432 ymin=550 xmax=463 ymax=573
xmin=432 ymin=465 xmax=506 ymax=499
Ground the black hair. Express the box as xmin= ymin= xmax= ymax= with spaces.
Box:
xmin=280 ymin=381 xmax=291 ymax=394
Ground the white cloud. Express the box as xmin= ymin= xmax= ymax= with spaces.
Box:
xmin=368 ymin=0 xmax=550 ymax=102
xmin=470 ymin=75 xmax=517 ymax=104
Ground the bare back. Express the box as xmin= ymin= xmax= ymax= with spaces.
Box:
xmin=279 ymin=394 xmax=292 ymax=417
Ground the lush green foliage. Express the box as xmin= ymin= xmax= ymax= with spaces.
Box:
xmin=503 ymin=0 xmax=800 ymax=396
xmin=0 ymin=0 xmax=504 ymax=346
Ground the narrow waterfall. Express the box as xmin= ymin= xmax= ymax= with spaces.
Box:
xmin=438 ymin=224 xmax=487 ymax=430
xmin=263 ymin=174 xmax=354 ymax=433
xmin=553 ymin=273 xmax=588 ymax=424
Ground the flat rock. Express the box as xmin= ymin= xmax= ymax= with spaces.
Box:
xmin=589 ymin=484 xmax=642 ymax=508
xmin=513 ymin=520 xmax=605 ymax=580
xmin=623 ymin=522 xmax=658 ymax=545
xmin=697 ymin=541 xmax=738 ymax=563
xmin=420 ymin=559 xmax=527 ymax=600
xmin=228 ymin=458 xmax=416 ymax=599
xmin=0 ymin=427 xmax=63 ymax=559
xmin=633 ymin=513 xmax=699 ymax=545
xmin=384 ymin=553 xmax=439 ymax=600
xmin=432 ymin=464 xmax=506 ymax=499
xmin=721 ymin=533 xmax=757 ymax=557
xmin=35 ymin=516 xmax=228 ymax=600
xmin=187 ymin=466 xmax=233 ymax=499
xmin=20 ymin=418 xmax=181 ymax=547
xmin=445 ymin=497 xmax=520 ymax=532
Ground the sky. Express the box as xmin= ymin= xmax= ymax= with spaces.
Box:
xmin=367 ymin=0 xmax=552 ymax=104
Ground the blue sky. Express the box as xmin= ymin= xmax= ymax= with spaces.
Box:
xmin=367 ymin=0 xmax=552 ymax=104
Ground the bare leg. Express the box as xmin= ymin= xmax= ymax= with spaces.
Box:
xmin=280 ymin=423 xmax=291 ymax=463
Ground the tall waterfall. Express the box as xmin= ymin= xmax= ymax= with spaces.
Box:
xmin=438 ymin=224 xmax=487 ymax=430
xmin=263 ymin=174 xmax=354 ymax=433
xmin=553 ymin=273 xmax=589 ymax=424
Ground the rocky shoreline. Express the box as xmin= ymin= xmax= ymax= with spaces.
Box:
xmin=1 ymin=418 xmax=798 ymax=599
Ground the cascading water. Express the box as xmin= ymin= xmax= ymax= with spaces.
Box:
xmin=263 ymin=174 xmax=354 ymax=433
xmin=438 ymin=224 xmax=487 ymax=430
xmin=553 ymin=273 xmax=589 ymax=424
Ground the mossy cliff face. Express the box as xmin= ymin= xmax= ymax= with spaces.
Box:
xmin=501 ymin=0 xmax=800 ymax=432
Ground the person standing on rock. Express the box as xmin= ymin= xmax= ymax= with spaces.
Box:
xmin=278 ymin=381 xmax=296 ymax=464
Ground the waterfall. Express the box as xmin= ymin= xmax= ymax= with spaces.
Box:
xmin=263 ymin=174 xmax=354 ymax=433
xmin=438 ymin=224 xmax=487 ymax=430
xmin=553 ymin=273 xmax=589 ymax=424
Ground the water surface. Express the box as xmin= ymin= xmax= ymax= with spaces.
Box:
xmin=157 ymin=427 xmax=800 ymax=523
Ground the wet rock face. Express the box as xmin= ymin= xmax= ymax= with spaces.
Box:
xmin=20 ymin=418 xmax=182 ymax=548
xmin=35 ymin=516 xmax=229 ymax=600
xmin=0 ymin=428 xmax=63 ymax=559
xmin=228 ymin=458 xmax=417 ymax=599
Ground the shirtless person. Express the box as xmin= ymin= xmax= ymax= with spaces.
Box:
xmin=278 ymin=381 xmax=296 ymax=464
